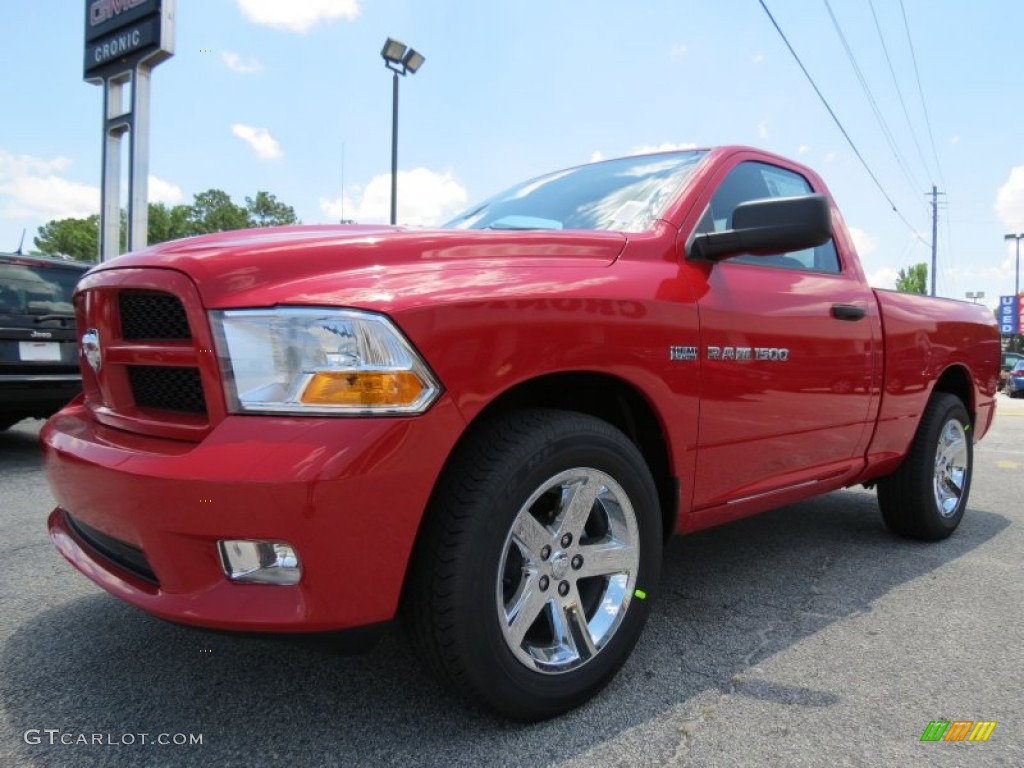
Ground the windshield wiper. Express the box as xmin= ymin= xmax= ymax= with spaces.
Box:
xmin=33 ymin=313 xmax=75 ymax=323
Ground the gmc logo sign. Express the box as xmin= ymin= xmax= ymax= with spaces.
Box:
xmin=84 ymin=0 xmax=161 ymax=45
xmin=89 ymin=0 xmax=149 ymax=26
xmin=83 ymin=0 xmax=171 ymax=78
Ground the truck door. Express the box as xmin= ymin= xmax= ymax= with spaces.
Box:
xmin=687 ymin=159 xmax=879 ymax=511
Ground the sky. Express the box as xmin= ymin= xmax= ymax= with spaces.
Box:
xmin=2 ymin=0 xmax=1024 ymax=310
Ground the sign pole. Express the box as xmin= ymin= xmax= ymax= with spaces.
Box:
xmin=128 ymin=64 xmax=152 ymax=252
xmin=85 ymin=0 xmax=175 ymax=262
xmin=101 ymin=75 xmax=129 ymax=262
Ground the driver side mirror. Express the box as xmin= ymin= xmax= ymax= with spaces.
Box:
xmin=688 ymin=194 xmax=832 ymax=261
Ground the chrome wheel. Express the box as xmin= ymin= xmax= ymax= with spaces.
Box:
xmin=406 ymin=409 xmax=661 ymax=719
xmin=932 ymin=418 xmax=968 ymax=517
xmin=496 ymin=468 xmax=640 ymax=674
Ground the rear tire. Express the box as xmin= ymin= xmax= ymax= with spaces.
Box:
xmin=877 ymin=393 xmax=972 ymax=541
xmin=403 ymin=409 xmax=662 ymax=721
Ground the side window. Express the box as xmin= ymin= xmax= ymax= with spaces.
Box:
xmin=697 ymin=161 xmax=841 ymax=274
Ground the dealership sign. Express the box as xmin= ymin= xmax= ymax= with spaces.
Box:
xmin=84 ymin=0 xmax=174 ymax=80
xmin=83 ymin=0 xmax=175 ymax=261
xmin=998 ymin=295 xmax=1020 ymax=335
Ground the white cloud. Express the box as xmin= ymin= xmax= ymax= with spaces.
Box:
xmin=237 ymin=0 xmax=360 ymax=33
xmin=0 ymin=151 xmax=72 ymax=178
xmin=824 ymin=151 xmax=837 ymax=163
xmin=589 ymin=150 xmax=605 ymax=163
xmin=848 ymin=227 xmax=877 ymax=257
xmin=0 ymin=149 xmax=98 ymax=220
xmin=867 ymin=267 xmax=898 ymax=289
xmin=995 ymin=166 xmax=1024 ymax=231
xmin=752 ymin=53 xmax=765 ymax=64
xmin=231 ymin=124 xmax=282 ymax=160
xmin=949 ymin=135 xmax=960 ymax=145
xmin=984 ymin=246 xmax=1020 ymax=284
xmin=0 ymin=150 xmax=185 ymax=233
xmin=796 ymin=145 xmax=811 ymax=155
xmin=757 ymin=120 xmax=769 ymax=139
xmin=221 ymin=51 xmax=264 ymax=74
xmin=320 ymin=168 xmax=467 ymax=226
xmin=669 ymin=44 xmax=687 ymax=58
xmin=148 ymin=175 xmax=183 ymax=204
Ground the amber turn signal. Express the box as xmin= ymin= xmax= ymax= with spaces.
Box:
xmin=300 ymin=371 xmax=425 ymax=407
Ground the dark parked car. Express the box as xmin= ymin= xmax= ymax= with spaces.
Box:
xmin=1007 ymin=359 xmax=1024 ymax=398
xmin=0 ymin=253 xmax=91 ymax=430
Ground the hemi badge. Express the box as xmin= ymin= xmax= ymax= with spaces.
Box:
xmin=669 ymin=346 xmax=698 ymax=361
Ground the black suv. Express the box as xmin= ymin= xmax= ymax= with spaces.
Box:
xmin=0 ymin=253 xmax=91 ymax=430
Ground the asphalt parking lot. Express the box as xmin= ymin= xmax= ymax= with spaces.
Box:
xmin=1 ymin=396 xmax=1022 ymax=767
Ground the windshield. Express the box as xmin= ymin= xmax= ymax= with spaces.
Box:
xmin=0 ymin=262 xmax=83 ymax=316
xmin=444 ymin=151 xmax=707 ymax=233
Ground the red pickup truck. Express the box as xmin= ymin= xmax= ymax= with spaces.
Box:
xmin=42 ymin=146 xmax=999 ymax=720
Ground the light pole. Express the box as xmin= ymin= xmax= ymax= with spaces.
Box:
xmin=965 ymin=291 xmax=984 ymax=304
xmin=1006 ymin=233 xmax=1022 ymax=301
xmin=381 ymin=38 xmax=425 ymax=226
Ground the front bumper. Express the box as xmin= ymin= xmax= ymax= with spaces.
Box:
xmin=42 ymin=398 xmax=465 ymax=632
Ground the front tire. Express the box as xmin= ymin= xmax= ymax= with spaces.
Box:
xmin=877 ymin=393 xmax=972 ymax=540
xmin=403 ymin=409 xmax=662 ymax=720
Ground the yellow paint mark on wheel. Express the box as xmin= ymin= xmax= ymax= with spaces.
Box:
xmin=995 ymin=460 xmax=1020 ymax=470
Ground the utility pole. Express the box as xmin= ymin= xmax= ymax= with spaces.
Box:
xmin=928 ymin=185 xmax=944 ymax=297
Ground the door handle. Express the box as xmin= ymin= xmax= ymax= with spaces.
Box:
xmin=831 ymin=304 xmax=867 ymax=321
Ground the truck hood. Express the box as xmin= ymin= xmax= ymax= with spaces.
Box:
xmin=90 ymin=225 xmax=628 ymax=310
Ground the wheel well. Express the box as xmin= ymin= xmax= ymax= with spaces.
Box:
xmin=932 ymin=365 xmax=974 ymax=422
xmin=459 ymin=372 xmax=678 ymax=541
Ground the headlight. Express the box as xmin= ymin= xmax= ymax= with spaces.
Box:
xmin=209 ymin=307 xmax=441 ymax=415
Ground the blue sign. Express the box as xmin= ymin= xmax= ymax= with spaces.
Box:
xmin=999 ymin=295 xmax=1019 ymax=335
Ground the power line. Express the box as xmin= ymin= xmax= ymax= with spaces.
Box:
xmin=867 ymin=0 xmax=935 ymax=185
xmin=823 ymin=0 xmax=926 ymax=208
xmin=900 ymin=0 xmax=946 ymax=189
xmin=756 ymin=0 xmax=930 ymax=248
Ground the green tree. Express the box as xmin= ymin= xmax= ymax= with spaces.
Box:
xmin=895 ymin=263 xmax=928 ymax=295
xmin=34 ymin=189 xmax=300 ymax=257
xmin=246 ymin=191 xmax=298 ymax=227
xmin=187 ymin=189 xmax=249 ymax=234
xmin=148 ymin=202 xmax=194 ymax=244
xmin=33 ymin=215 xmax=100 ymax=262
